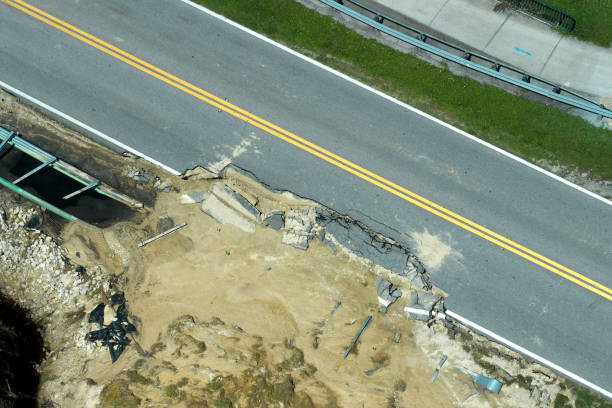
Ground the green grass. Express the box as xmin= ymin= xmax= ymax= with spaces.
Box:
xmin=194 ymin=0 xmax=612 ymax=182
xmin=549 ymin=0 xmax=612 ymax=47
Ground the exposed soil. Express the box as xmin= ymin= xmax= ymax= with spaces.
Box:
xmin=0 ymin=89 xmax=603 ymax=408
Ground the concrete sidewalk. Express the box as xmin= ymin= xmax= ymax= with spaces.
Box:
xmin=372 ymin=0 xmax=612 ymax=102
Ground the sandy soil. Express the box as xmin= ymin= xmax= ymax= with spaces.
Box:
xmin=0 ymin=88 xmax=585 ymax=407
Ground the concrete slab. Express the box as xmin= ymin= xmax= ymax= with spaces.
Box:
xmin=484 ymin=13 xmax=561 ymax=73
xmin=200 ymin=195 xmax=256 ymax=233
xmin=375 ymin=0 xmax=448 ymax=26
xmin=541 ymin=36 xmax=612 ymax=96
xmin=430 ymin=0 xmax=508 ymax=49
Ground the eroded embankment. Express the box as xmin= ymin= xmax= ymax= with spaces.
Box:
xmin=0 ymin=88 xmax=604 ymax=408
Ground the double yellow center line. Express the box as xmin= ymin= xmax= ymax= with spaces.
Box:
xmin=5 ymin=0 xmax=611 ymax=301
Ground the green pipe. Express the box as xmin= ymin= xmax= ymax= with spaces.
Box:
xmin=0 ymin=175 xmax=77 ymax=221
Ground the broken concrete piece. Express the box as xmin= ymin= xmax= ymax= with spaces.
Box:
xmin=376 ymin=277 xmax=402 ymax=313
xmin=405 ymin=291 xmax=442 ymax=321
xmin=200 ymin=195 xmax=255 ymax=233
xmin=263 ymin=210 xmax=284 ymax=230
xmin=281 ymin=230 xmax=309 ymax=250
xmin=281 ymin=208 xmax=317 ymax=250
xmin=179 ymin=190 xmax=210 ymax=204
xmin=211 ymin=182 xmax=261 ymax=222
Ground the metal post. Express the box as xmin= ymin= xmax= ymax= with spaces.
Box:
xmin=62 ymin=181 xmax=100 ymax=200
xmin=0 ymin=132 xmax=15 ymax=154
xmin=13 ymin=158 xmax=57 ymax=184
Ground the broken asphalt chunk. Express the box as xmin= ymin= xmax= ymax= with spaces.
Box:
xmin=263 ymin=210 xmax=284 ymax=230
xmin=405 ymin=291 xmax=442 ymax=321
xmin=376 ymin=277 xmax=402 ymax=313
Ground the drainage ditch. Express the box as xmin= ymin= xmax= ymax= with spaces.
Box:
xmin=0 ymin=148 xmax=136 ymax=228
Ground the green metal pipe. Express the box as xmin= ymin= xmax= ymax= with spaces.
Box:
xmin=0 ymin=175 xmax=77 ymax=221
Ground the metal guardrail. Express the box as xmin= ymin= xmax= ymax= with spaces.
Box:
xmin=501 ymin=0 xmax=575 ymax=32
xmin=322 ymin=0 xmax=612 ymax=119
xmin=0 ymin=126 xmax=143 ymax=221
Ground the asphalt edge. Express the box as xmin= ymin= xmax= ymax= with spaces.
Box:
xmin=0 ymin=80 xmax=182 ymax=176
xmin=177 ymin=0 xmax=612 ymax=208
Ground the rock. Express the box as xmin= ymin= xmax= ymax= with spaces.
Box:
xmin=125 ymin=167 xmax=156 ymax=184
xmin=103 ymin=305 xmax=115 ymax=326
xmin=200 ymin=195 xmax=255 ymax=233
xmin=153 ymin=178 xmax=172 ymax=192
xmin=394 ymin=332 xmax=401 ymax=343
xmin=211 ymin=182 xmax=261 ymax=222
xmin=263 ymin=210 xmax=284 ymax=230
xmin=179 ymin=190 xmax=210 ymax=204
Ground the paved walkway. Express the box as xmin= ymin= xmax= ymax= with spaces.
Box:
xmin=372 ymin=0 xmax=612 ymax=102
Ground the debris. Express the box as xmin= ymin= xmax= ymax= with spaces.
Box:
xmin=393 ymin=332 xmax=401 ymax=343
xmin=344 ymin=315 xmax=372 ymax=359
xmin=211 ymin=182 xmax=261 ymax=221
xmin=364 ymin=369 xmax=377 ymax=376
xmin=85 ymin=296 xmax=137 ymax=363
xmin=376 ymin=277 xmax=402 ymax=313
xmin=225 ymin=250 xmax=230 ymax=256
xmin=430 ymin=354 xmax=448 ymax=383
xmin=330 ymin=301 xmax=342 ymax=315
xmin=109 ymin=292 xmax=125 ymax=305
xmin=201 ymin=195 xmax=255 ymax=232
xmin=263 ymin=210 xmax=284 ymax=230
xmin=454 ymin=366 xmax=503 ymax=394
xmin=138 ymin=222 xmax=187 ymax=248
xmin=88 ymin=303 xmax=105 ymax=326
xmin=265 ymin=267 xmax=272 ymax=271
xmin=313 ymin=336 xmax=319 ymax=349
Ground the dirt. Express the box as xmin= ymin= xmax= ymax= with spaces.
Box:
xmin=0 ymin=89 xmax=597 ymax=408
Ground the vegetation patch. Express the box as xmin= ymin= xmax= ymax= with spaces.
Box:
xmin=193 ymin=0 xmax=612 ymax=182
xmin=547 ymin=0 xmax=612 ymax=47
xmin=98 ymin=379 xmax=141 ymax=408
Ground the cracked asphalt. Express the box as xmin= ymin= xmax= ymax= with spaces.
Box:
xmin=0 ymin=0 xmax=611 ymax=393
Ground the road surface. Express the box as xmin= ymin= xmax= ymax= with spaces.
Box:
xmin=0 ymin=0 xmax=610 ymax=394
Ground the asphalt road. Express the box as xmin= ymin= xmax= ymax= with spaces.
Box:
xmin=1 ymin=0 xmax=611 ymax=393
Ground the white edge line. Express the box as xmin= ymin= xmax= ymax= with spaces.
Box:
xmin=178 ymin=0 xmax=612 ymax=207
xmin=0 ymin=80 xmax=181 ymax=176
xmin=446 ymin=310 xmax=612 ymax=399
xmin=2 ymin=10 xmax=610 ymax=398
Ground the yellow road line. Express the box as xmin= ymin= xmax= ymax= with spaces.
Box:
xmin=12 ymin=0 xmax=610 ymax=297
xmin=5 ymin=0 xmax=611 ymax=301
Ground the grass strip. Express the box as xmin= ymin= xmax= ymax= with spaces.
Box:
xmin=193 ymin=0 xmax=612 ymax=183
xmin=549 ymin=0 xmax=612 ymax=47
